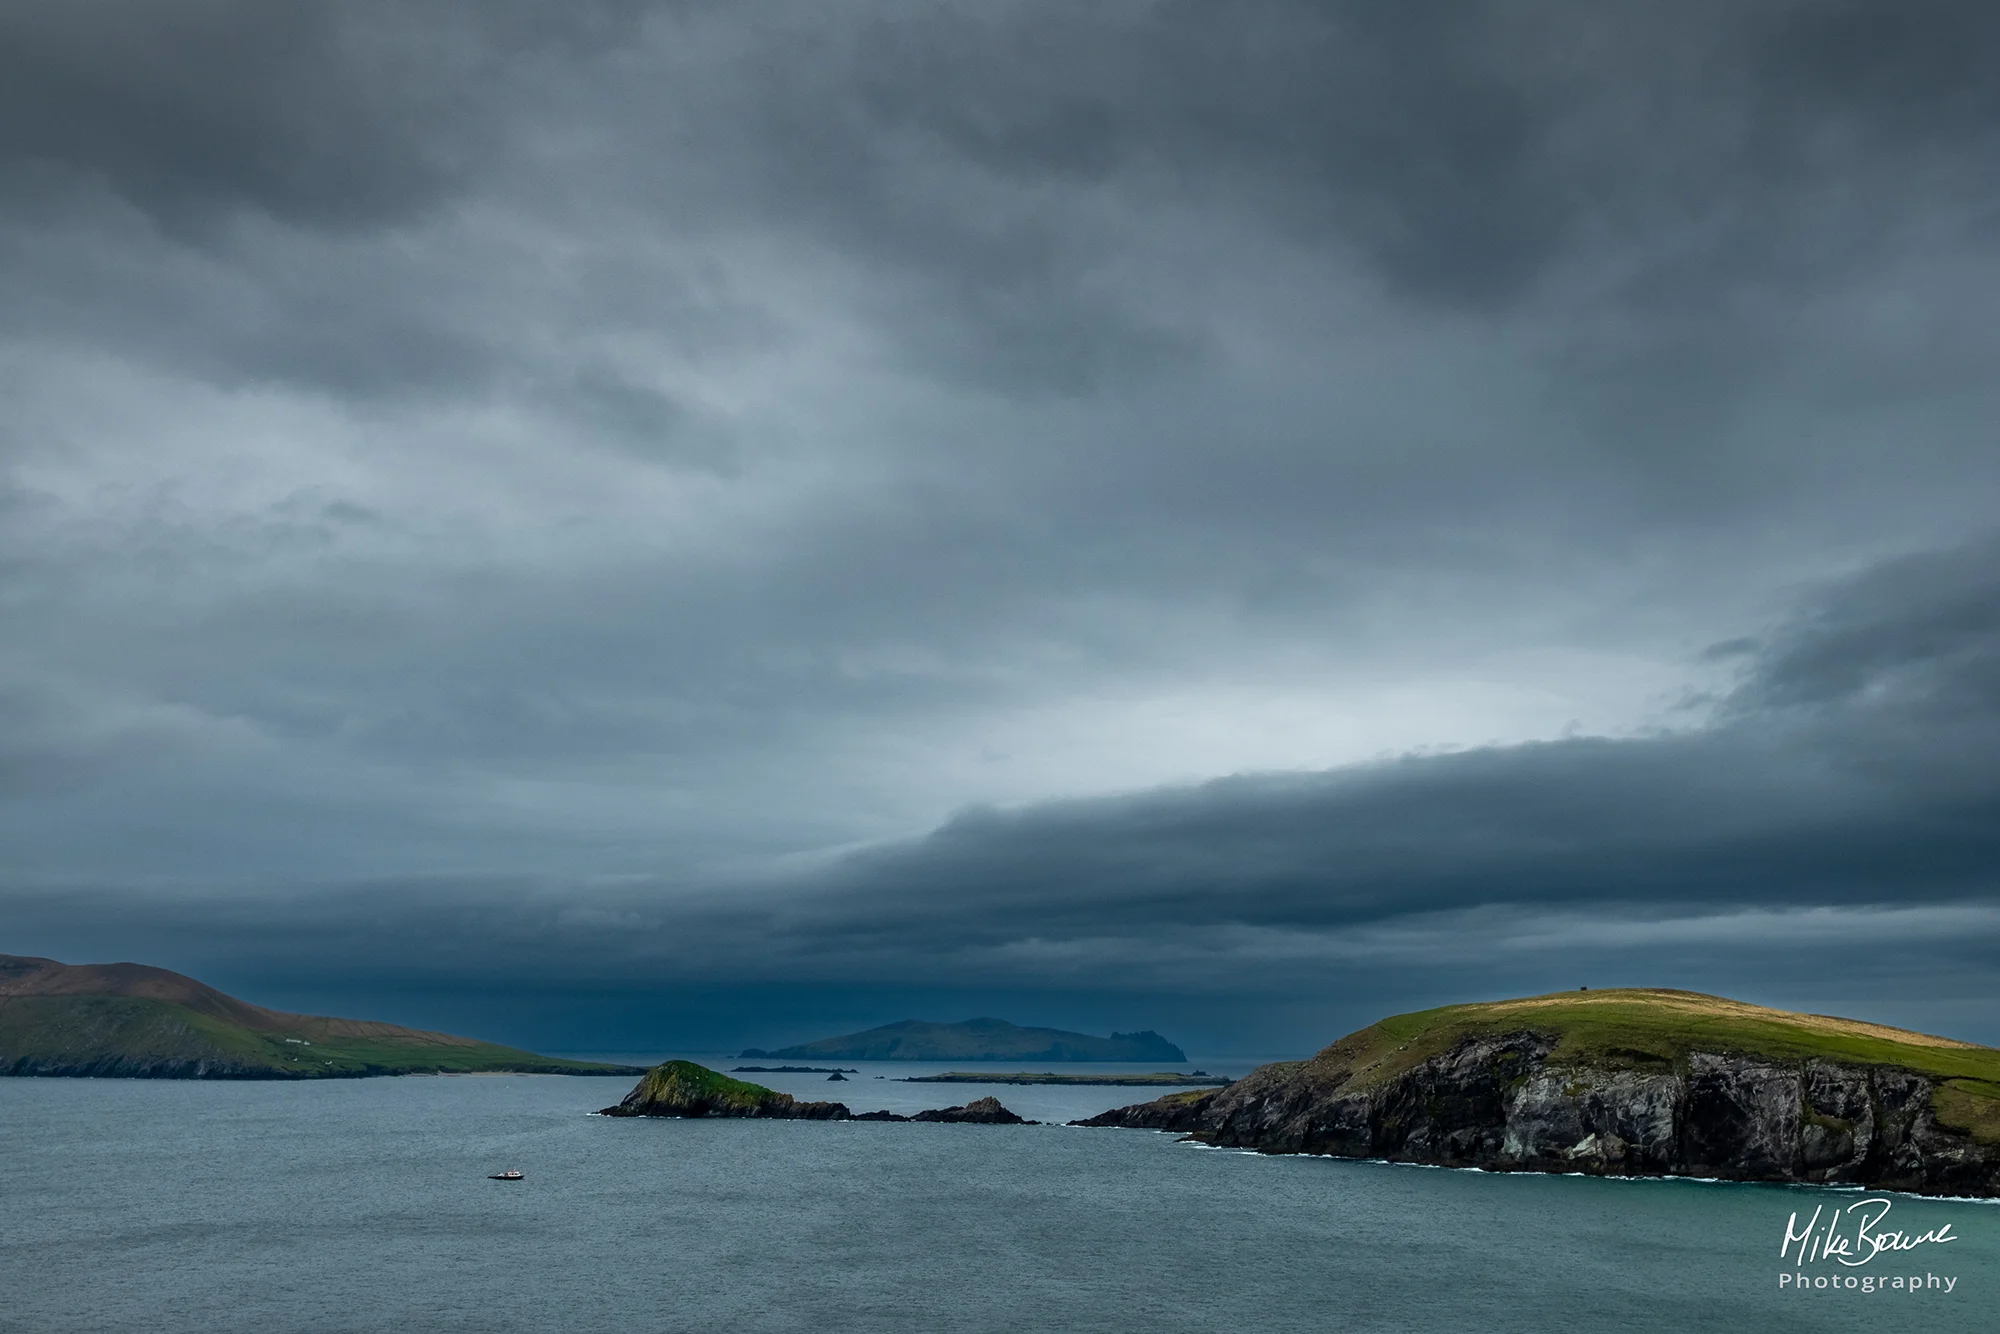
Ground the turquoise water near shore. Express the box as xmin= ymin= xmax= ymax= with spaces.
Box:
xmin=3 ymin=1073 xmax=1993 ymax=1333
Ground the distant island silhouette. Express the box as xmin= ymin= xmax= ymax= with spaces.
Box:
xmin=742 ymin=1017 xmax=1186 ymax=1063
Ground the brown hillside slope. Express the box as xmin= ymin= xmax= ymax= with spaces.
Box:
xmin=0 ymin=954 xmax=639 ymax=1078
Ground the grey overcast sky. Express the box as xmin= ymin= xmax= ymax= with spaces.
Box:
xmin=6 ymin=1 xmax=2000 ymax=1054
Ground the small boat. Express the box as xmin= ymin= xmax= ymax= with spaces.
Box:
xmin=488 ymin=1169 xmax=524 ymax=1181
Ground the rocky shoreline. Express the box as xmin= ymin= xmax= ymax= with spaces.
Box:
xmin=4 ymin=1054 xmax=310 ymax=1079
xmin=1077 ymin=1030 xmax=2000 ymax=1197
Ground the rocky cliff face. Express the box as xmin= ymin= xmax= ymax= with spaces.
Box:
xmin=1078 ymin=1033 xmax=2000 ymax=1197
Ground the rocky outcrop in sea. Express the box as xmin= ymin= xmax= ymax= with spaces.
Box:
xmin=600 ymin=1061 xmax=1037 ymax=1123
xmin=909 ymin=1096 xmax=1032 ymax=1124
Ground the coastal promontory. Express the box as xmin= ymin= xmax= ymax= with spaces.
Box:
xmin=1077 ymin=989 xmax=2000 ymax=1197
xmin=0 ymin=954 xmax=639 ymax=1079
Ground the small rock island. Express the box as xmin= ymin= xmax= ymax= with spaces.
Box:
xmin=1076 ymin=989 xmax=2000 ymax=1197
xmin=600 ymin=1061 xmax=1033 ymax=1123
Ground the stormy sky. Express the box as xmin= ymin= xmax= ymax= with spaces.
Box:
xmin=6 ymin=1 xmax=2000 ymax=1055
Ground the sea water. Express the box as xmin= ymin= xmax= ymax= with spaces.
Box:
xmin=3 ymin=1069 xmax=1992 ymax=1333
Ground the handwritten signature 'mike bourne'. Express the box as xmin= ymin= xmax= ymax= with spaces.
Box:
xmin=1782 ymin=1198 xmax=1957 ymax=1269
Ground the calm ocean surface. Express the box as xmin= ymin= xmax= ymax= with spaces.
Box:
xmin=4 ymin=1065 xmax=1993 ymax=1333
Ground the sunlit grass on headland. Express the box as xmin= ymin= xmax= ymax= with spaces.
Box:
xmin=1315 ymin=987 xmax=2000 ymax=1144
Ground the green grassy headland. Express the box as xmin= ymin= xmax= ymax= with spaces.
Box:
xmin=0 ymin=955 xmax=640 ymax=1078
xmin=1294 ymin=988 xmax=2000 ymax=1144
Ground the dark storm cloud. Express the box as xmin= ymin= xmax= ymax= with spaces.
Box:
xmin=0 ymin=2 xmax=460 ymax=232
xmin=14 ymin=542 xmax=1999 ymax=1008
xmin=8 ymin=1 xmax=2000 ymax=401
xmin=0 ymin=1 xmax=701 ymax=405
xmin=7 ymin=4 xmax=2000 ymax=1048
xmin=0 ymin=0 xmax=664 ymax=232
xmin=1739 ymin=540 xmax=2000 ymax=713
xmin=601 ymin=0 xmax=2000 ymax=399
xmin=775 ymin=540 xmax=2000 ymax=947
xmin=740 ymin=0 xmax=2000 ymax=298
xmin=843 ymin=2 xmax=1997 ymax=318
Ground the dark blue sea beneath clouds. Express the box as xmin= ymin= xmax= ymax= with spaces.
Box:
xmin=3 ymin=1063 xmax=1994 ymax=1333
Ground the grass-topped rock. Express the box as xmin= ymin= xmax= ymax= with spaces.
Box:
xmin=599 ymin=1061 xmax=850 ymax=1119
xmin=1077 ymin=988 xmax=2000 ymax=1197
